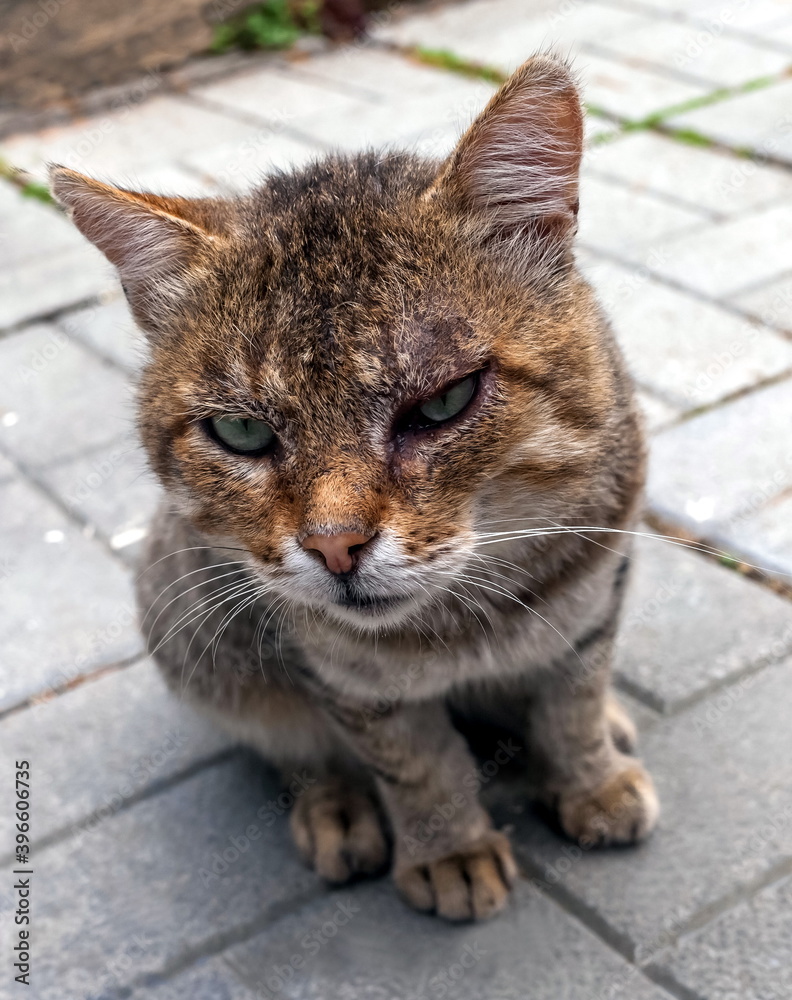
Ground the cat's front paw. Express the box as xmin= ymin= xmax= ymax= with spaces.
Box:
xmin=559 ymin=763 xmax=659 ymax=846
xmin=395 ymin=830 xmax=517 ymax=921
xmin=290 ymin=778 xmax=389 ymax=883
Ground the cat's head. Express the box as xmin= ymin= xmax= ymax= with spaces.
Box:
xmin=51 ymin=55 xmax=626 ymax=632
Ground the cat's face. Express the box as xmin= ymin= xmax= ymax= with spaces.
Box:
xmin=52 ymin=56 xmax=618 ymax=631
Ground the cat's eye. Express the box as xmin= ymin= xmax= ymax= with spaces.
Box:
xmin=206 ymin=416 xmax=275 ymax=456
xmin=404 ymin=373 xmax=479 ymax=431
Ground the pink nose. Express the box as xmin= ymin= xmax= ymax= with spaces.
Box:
xmin=301 ymin=531 xmax=374 ymax=575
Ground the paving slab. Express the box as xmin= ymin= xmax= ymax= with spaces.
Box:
xmin=192 ymin=63 xmax=370 ymax=132
xmin=377 ymin=0 xmax=646 ymax=68
xmin=16 ymin=755 xmax=319 ymax=1000
xmin=0 ymin=180 xmax=95 ymax=266
xmin=496 ymin=655 xmax=792 ymax=961
xmin=56 ymin=294 xmax=144 ymax=374
xmin=637 ymin=391 xmax=681 ymax=433
xmin=2 ymin=94 xmax=266 ymax=182
xmin=592 ymin=17 xmax=791 ymax=87
xmin=184 ymin=131 xmax=320 ymax=193
xmin=614 ymin=535 xmax=792 ymax=712
xmin=0 ymin=182 xmax=114 ymax=328
xmin=692 ymin=0 xmax=792 ymax=31
xmin=719 ymin=491 xmax=792 ymax=581
xmin=292 ymin=75 xmax=495 ymax=153
xmin=129 ymin=957 xmax=256 ymax=1000
xmin=666 ymin=77 xmax=792 ymax=164
xmin=0 ymin=472 xmax=142 ymax=712
xmin=587 ymin=130 xmax=792 ymax=218
xmin=37 ymin=440 xmax=161 ymax=563
xmin=646 ymin=376 xmax=792 ymax=575
xmin=648 ymin=202 xmax=792 ymax=299
xmin=650 ymin=874 xmax=792 ymax=1000
xmin=583 ymin=257 xmax=792 ymax=408
xmin=578 ymin=173 xmax=707 ymax=258
xmin=0 ymin=658 xmax=232 ymax=849
xmin=732 ymin=270 xmax=792 ymax=333
xmin=224 ymin=878 xmax=673 ymax=1000
xmin=0 ymin=323 xmax=134 ymax=469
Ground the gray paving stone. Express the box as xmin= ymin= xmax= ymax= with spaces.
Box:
xmin=56 ymin=294 xmax=143 ymax=373
xmin=721 ymin=491 xmax=792 ymax=580
xmin=0 ymin=658 xmax=231 ymax=848
xmin=0 ymin=452 xmax=15 ymax=484
xmin=37 ymin=440 xmax=161 ymax=563
xmin=593 ymin=17 xmax=791 ymax=86
xmin=646 ymin=377 xmax=792 ymax=574
xmin=577 ymin=51 xmax=710 ymax=122
xmin=129 ymin=958 xmax=256 ymax=1000
xmin=192 ymin=64 xmax=368 ymax=132
xmin=20 ymin=755 xmax=318 ymax=1000
xmin=583 ymin=257 xmax=792 ymax=408
xmin=649 ymin=203 xmax=792 ymax=299
xmin=650 ymin=874 xmax=792 ymax=1000
xmin=497 ymin=655 xmax=792 ymax=961
xmin=0 ymin=180 xmax=92 ymax=266
xmin=286 ymin=47 xmax=493 ymax=103
xmin=666 ymin=77 xmax=792 ymax=164
xmin=732 ymin=270 xmax=792 ymax=332
xmin=0 ymin=244 xmax=115 ymax=331
xmin=692 ymin=0 xmax=792 ymax=30
xmin=0 ymin=323 xmax=133 ymax=468
xmin=2 ymin=95 xmax=263 ymax=182
xmin=294 ymin=76 xmax=494 ymax=153
xmin=587 ymin=131 xmax=792 ymax=218
xmin=614 ymin=535 xmax=792 ymax=712
xmin=0 ymin=472 xmax=142 ymax=711
xmin=225 ymin=878 xmax=672 ymax=1000
xmin=184 ymin=132 xmax=319 ymax=193
xmin=578 ymin=173 xmax=707 ymax=258
xmin=637 ymin=392 xmax=681 ymax=433
xmin=377 ymin=0 xmax=644 ymax=68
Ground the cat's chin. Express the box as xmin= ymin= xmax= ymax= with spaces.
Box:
xmin=321 ymin=593 xmax=419 ymax=632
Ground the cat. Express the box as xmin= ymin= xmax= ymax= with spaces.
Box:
xmin=51 ymin=53 xmax=659 ymax=922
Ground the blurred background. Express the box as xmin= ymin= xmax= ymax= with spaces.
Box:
xmin=1 ymin=2 xmax=792 ymax=998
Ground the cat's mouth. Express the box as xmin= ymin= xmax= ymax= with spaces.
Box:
xmin=335 ymin=590 xmax=410 ymax=615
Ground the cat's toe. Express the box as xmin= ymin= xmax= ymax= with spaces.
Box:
xmin=395 ymin=830 xmax=517 ymax=921
xmin=290 ymin=778 xmax=389 ymax=883
xmin=559 ymin=763 xmax=659 ymax=846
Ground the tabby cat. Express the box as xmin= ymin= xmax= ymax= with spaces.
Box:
xmin=52 ymin=54 xmax=658 ymax=922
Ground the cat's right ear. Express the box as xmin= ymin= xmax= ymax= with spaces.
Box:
xmin=430 ymin=54 xmax=584 ymax=263
xmin=49 ymin=165 xmax=227 ymax=335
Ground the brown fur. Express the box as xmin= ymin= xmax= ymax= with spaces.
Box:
xmin=51 ymin=55 xmax=658 ymax=922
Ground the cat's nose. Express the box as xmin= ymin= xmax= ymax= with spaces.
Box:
xmin=301 ymin=531 xmax=375 ymax=575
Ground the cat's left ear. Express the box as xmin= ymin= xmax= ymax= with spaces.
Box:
xmin=431 ymin=54 xmax=583 ymax=257
xmin=49 ymin=165 xmax=229 ymax=335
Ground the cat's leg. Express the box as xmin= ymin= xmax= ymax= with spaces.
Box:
xmin=318 ymin=695 xmax=518 ymax=921
xmin=188 ymin=686 xmax=391 ymax=883
xmin=529 ymin=628 xmax=659 ymax=846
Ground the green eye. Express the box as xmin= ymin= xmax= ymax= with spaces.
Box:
xmin=208 ymin=416 xmax=274 ymax=455
xmin=418 ymin=374 xmax=477 ymax=424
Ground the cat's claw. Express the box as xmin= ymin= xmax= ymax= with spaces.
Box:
xmin=290 ymin=778 xmax=389 ymax=883
xmin=395 ymin=830 xmax=517 ymax=921
xmin=559 ymin=763 xmax=659 ymax=846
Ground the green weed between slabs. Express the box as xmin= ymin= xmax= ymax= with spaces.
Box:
xmin=0 ymin=158 xmax=54 ymax=205
xmin=211 ymin=0 xmax=321 ymax=53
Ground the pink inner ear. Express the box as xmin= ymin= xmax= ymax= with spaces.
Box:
xmin=460 ymin=92 xmax=582 ymax=223
xmin=50 ymin=168 xmax=208 ymax=283
xmin=438 ymin=59 xmax=584 ymax=234
xmin=71 ymin=191 xmax=200 ymax=280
